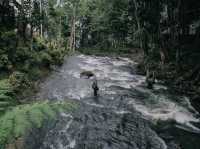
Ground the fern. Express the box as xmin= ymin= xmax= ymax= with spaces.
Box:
xmin=0 ymin=101 xmax=76 ymax=146
xmin=0 ymin=101 xmax=11 ymax=107
xmin=0 ymin=79 xmax=77 ymax=146
xmin=0 ymin=111 xmax=14 ymax=144
xmin=0 ymin=94 xmax=12 ymax=101
xmin=0 ymin=79 xmax=10 ymax=90
xmin=13 ymin=107 xmax=32 ymax=138
xmin=36 ymin=102 xmax=56 ymax=120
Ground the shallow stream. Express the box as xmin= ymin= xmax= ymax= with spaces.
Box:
xmin=33 ymin=54 xmax=200 ymax=149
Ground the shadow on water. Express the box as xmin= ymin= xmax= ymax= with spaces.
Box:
xmin=30 ymin=54 xmax=200 ymax=149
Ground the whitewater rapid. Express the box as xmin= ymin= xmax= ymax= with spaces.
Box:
xmin=35 ymin=54 xmax=200 ymax=149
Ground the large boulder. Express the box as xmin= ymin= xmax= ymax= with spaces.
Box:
xmin=80 ymin=71 xmax=95 ymax=79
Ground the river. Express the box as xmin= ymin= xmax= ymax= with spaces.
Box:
xmin=33 ymin=54 xmax=200 ymax=149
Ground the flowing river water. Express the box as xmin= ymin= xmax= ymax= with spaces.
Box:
xmin=32 ymin=54 xmax=200 ymax=149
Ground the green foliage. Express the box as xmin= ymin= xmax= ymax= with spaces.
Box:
xmin=0 ymin=101 xmax=76 ymax=146
xmin=31 ymin=38 xmax=67 ymax=67
xmin=38 ymin=51 xmax=52 ymax=66
xmin=0 ymin=30 xmax=16 ymax=70
xmin=78 ymin=47 xmax=133 ymax=56
xmin=15 ymin=47 xmax=32 ymax=62
xmin=32 ymin=37 xmax=47 ymax=52
xmin=27 ymin=67 xmax=47 ymax=81
xmin=77 ymin=0 xmax=130 ymax=49
xmin=0 ymin=79 xmax=16 ymax=115
xmin=13 ymin=107 xmax=32 ymax=138
xmin=0 ymin=30 xmax=16 ymax=47
xmin=0 ymin=54 xmax=9 ymax=69
xmin=48 ymin=47 xmax=66 ymax=65
xmin=9 ymin=72 xmax=31 ymax=93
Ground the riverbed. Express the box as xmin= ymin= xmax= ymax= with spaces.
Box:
xmin=33 ymin=54 xmax=200 ymax=149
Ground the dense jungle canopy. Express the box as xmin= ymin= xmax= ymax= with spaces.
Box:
xmin=1 ymin=0 xmax=200 ymax=70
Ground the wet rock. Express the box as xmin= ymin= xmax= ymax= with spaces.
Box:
xmin=6 ymin=138 xmax=24 ymax=149
xmin=30 ymin=55 xmax=200 ymax=149
xmin=167 ymin=142 xmax=181 ymax=149
xmin=80 ymin=71 xmax=95 ymax=78
xmin=39 ymin=102 xmax=167 ymax=149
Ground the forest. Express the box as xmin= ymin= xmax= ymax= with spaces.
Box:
xmin=0 ymin=0 xmax=200 ymax=149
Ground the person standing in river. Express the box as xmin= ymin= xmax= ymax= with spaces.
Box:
xmin=80 ymin=71 xmax=99 ymax=96
xmin=92 ymin=76 xmax=99 ymax=97
xmin=146 ymin=70 xmax=156 ymax=89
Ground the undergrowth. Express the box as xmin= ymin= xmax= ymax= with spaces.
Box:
xmin=0 ymin=101 xmax=77 ymax=147
xmin=0 ymin=79 xmax=16 ymax=115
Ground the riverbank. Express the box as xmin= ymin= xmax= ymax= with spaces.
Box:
xmin=135 ymin=54 xmax=200 ymax=113
xmin=78 ymin=47 xmax=141 ymax=57
xmin=0 ymin=36 xmax=72 ymax=148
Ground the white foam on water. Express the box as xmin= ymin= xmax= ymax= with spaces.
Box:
xmin=108 ymin=70 xmax=134 ymax=81
xmin=114 ymin=110 xmax=131 ymax=115
xmin=128 ymin=95 xmax=200 ymax=133
xmin=52 ymin=89 xmax=63 ymax=101
xmin=39 ymin=54 xmax=200 ymax=135
xmin=60 ymin=116 xmax=73 ymax=133
xmin=111 ymin=59 xmax=133 ymax=66
xmin=154 ymin=84 xmax=168 ymax=90
xmin=60 ymin=113 xmax=73 ymax=118
xmin=104 ymin=82 xmax=131 ymax=89
xmin=42 ymin=114 xmax=75 ymax=149
xmin=157 ymin=137 xmax=168 ymax=149
xmin=69 ymin=140 xmax=76 ymax=148
xmin=85 ymin=102 xmax=105 ymax=108
xmin=119 ymin=57 xmax=135 ymax=64
xmin=73 ymin=55 xmax=146 ymax=99
xmin=104 ymin=90 xmax=117 ymax=95
xmin=67 ymin=70 xmax=80 ymax=78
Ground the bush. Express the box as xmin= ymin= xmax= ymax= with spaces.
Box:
xmin=39 ymin=51 xmax=52 ymax=67
xmin=9 ymin=72 xmax=31 ymax=93
xmin=14 ymin=47 xmax=32 ymax=63
xmin=0 ymin=54 xmax=9 ymax=69
xmin=32 ymin=37 xmax=47 ymax=52
xmin=0 ymin=30 xmax=16 ymax=48
xmin=27 ymin=67 xmax=45 ymax=81
xmin=48 ymin=47 xmax=66 ymax=65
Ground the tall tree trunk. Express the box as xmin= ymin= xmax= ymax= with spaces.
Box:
xmin=68 ymin=19 xmax=74 ymax=51
xmin=40 ymin=0 xmax=43 ymax=38
xmin=133 ymin=0 xmax=141 ymax=31
xmin=176 ymin=0 xmax=183 ymax=70
xmin=73 ymin=7 xmax=76 ymax=52
xmin=69 ymin=6 xmax=76 ymax=52
xmin=17 ymin=0 xmax=26 ymax=43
